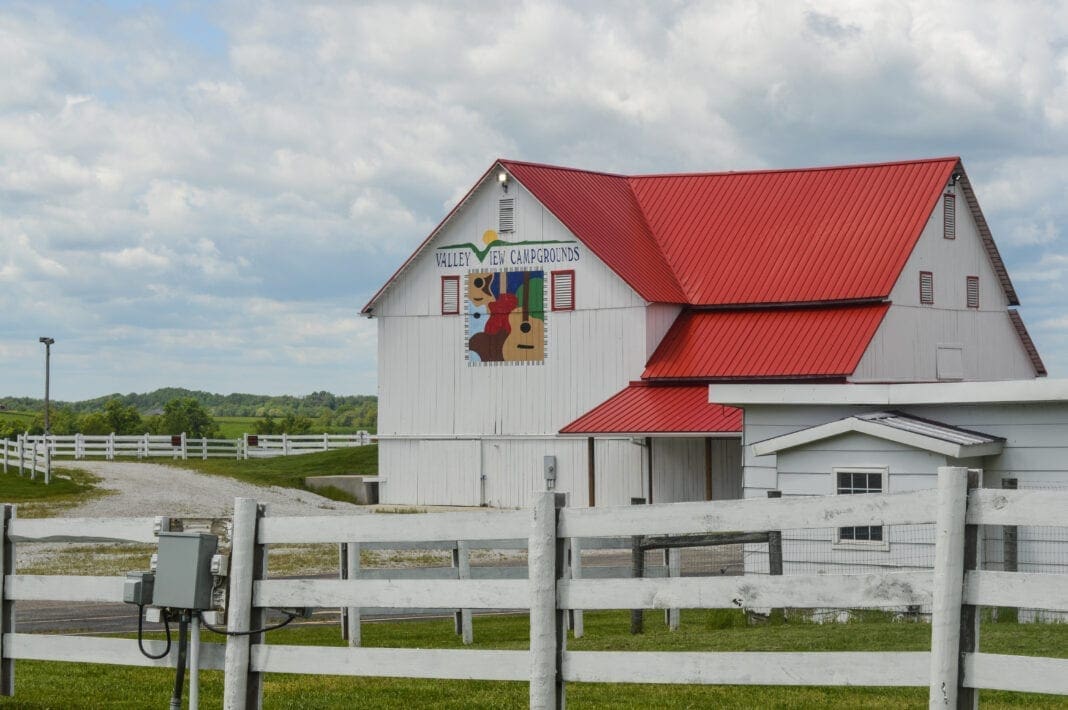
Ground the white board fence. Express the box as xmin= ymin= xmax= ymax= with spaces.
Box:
xmin=0 ymin=438 xmax=47 ymax=478
xmin=1 ymin=467 xmax=1067 ymax=709
xmin=10 ymin=431 xmax=374 ymax=464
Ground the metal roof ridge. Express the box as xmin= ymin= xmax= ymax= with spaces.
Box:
xmin=684 ymin=298 xmax=889 ymax=312
xmin=496 ymin=158 xmax=629 ymax=179
xmin=626 ymin=156 xmax=961 ymax=180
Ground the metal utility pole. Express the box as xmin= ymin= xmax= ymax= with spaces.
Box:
xmin=39 ymin=337 xmax=54 ymax=484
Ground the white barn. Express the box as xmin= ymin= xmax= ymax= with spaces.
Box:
xmin=363 ymin=157 xmax=1044 ymax=508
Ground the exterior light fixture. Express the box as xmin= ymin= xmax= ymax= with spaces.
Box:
xmin=498 ymin=170 xmax=509 ymax=193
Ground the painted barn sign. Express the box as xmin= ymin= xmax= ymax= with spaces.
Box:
xmin=466 ymin=269 xmax=545 ymax=364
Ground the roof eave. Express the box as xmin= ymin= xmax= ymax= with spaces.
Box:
xmin=751 ymin=416 xmax=1004 ymax=458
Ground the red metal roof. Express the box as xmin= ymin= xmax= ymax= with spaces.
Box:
xmin=630 ymin=159 xmax=958 ymax=304
xmin=560 ymin=382 xmax=742 ymax=435
xmin=642 ymin=303 xmax=890 ymax=379
xmin=499 ymin=160 xmax=687 ymax=303
xmin=497 ymin=158 xmax=966 ymax=306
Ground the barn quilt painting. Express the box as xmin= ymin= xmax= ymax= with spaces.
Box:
xmin=466 ymin=270 xmax=545 ymax=364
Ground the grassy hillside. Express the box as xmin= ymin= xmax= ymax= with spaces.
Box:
xmin=0 ymin=410 xmax=34 ymax=431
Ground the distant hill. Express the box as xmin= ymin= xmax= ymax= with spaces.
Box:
xmin=0 ymin=388 xmax=377 ymax=423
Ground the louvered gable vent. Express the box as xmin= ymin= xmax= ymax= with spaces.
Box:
xmin=551 ymin=270 xmax=575 ymax=311
xmin=441 ymin=276 xmax=460 ymax=315
xmin=498 ymin=198 xmax=515 ymax=233
xmin=943 ymin=194 xmax=955 ymax=239
xmin=966 ymin=276 xmax=979 ymax=308
xmin=919 ymin=271 xmax=934 ymax=305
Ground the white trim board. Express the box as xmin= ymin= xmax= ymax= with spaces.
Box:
xmin=751 ymin=417 xmax=1004 ymax=458
xmin=711 ymin=379 xmax=1068 ymax=407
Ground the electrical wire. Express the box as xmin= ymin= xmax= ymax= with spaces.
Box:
xmin=197 ymin=609 xmax=300 ymax=636
xmin=136 ymin=605 xmax=172 ymax=660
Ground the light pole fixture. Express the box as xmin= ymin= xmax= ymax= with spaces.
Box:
xmin=39 ymin=337 xmax=54 ymax=484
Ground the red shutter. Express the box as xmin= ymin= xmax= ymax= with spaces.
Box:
xmin=441 ymin=276 xmax=460 ymax=315
xmin=551 ymin=270 xmax=575 ymax=311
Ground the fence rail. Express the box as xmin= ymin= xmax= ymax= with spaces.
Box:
xmin=1 ymin=467 xmax=1066 ymax=709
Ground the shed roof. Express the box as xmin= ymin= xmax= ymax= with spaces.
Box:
xmin=642 ymin=303 xmax=890 ymax=380
xmin=560 ymin=382 xmax=742 ymax=436
xmin=751 ymin=411 xmax=1005 ymax=459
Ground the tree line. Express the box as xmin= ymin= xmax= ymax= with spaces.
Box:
xmin=0 ymin=389 xmax=378 ymax=439
xmin=0 ymin=398 xmax=221 ymax=439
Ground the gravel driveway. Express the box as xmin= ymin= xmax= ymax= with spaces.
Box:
xmin=56 ymin=460 xmax=367 ymax=518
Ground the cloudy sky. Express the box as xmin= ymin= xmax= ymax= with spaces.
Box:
xmin=2 ymin=1 xmax=1067 ymax=400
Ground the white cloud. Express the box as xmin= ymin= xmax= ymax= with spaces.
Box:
xmin=2 ymin=0 xmax=1068 ymax=397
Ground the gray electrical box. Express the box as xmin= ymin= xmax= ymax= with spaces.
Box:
xmin=123 ymin=571 xmax=155 ymax=606
xmin=152 ymin=532 xmax=218 ymax=610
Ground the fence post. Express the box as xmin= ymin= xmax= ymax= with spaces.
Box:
xmin=1 ymin=504 xmax=14 ymax=695
xmin=630 ymin=497 xmax=646 ymax=634
xmin=452 ymin=540 xmax=473 ymax=644
xmin=282 ymin=433 xmax=289 ymax=456
xmin=242 ymin=434 xmax=249 ymax=460
xmin=664 ymin=548 xmax=680 ymax=630
xmin=569 ymin=538 xmax=584 ymax=638
xmin=928 ymin=466 xmax=970 ymax=708
xmin=999 ymin=478 xmax=1018 ymax=624
xmin=180 ymin=432 xmax=187 ymax=460
xmin=339 ymin=542 xmax=361 ymax=646
xmin=2 ymin=439 xmax=6 ymax=474
xmin=223 ymin=498 xmax=266 ymax=710
xmin=107 ymin=433 xmax=115 ymax=461
xmin=30 ymin=439 xmax=37 ymax=481
xmin=529 ymin=490 xmax=566 ymax=710
xmin=767 ymin=490 xmax=785 ymax=623
xmin=957 ymin=469 xmax=982 ymax=710
xmin=323 ymin=432 xmax=329 ymax=451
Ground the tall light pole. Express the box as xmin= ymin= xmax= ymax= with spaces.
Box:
xmin=39 ymin=337 xmax=54 ymax=484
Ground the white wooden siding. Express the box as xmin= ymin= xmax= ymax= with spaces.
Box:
xmin=380 ymin=436 xmax=644 ymax=508
xmin=375 ymin=177 xmax=650 ymax=439
xmin=645 ymin=303 xmax=682 ymax=359
xmin=853 ymin=184 xmax=1035 ymax=382
xmin=652 ymin=438 xmax=743 ymax=504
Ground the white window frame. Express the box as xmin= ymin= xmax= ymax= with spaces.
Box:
xmin=832 ymin=466 xmax=890 ymax=550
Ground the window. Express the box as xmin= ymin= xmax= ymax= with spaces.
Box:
xmin=943 ymin=193 xmax=955 ymax=239
xmin=441 ymin=275 xmax=460 ymax=315
xmin=551 ymin=270 xmax=575 ymax=311
xmin=498 ymin=198 xmax=515 ymax=233
xmin=835 ymin=468 xmax=888 ymax=546
xmin=919 ymin=271 xmax=934 ymax=305
xmin=966 ymin=276 xmax=979 ymax=308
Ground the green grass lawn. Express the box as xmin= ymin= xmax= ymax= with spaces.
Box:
xmin=0 ymin=467 xmax=103 ymax=516
xmin=164 ymin=445 xmax=378 ymax=503
xmin=1 ymin=611 xmax=1065 ymax=708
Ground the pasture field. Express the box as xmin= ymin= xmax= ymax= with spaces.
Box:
xmin=0 ymin=410 xmax=34 ymax=430
xmin=0 ymin=611 xmax=1065 ymax=708
xmin=213 ymin=415 xmax=260 ymax=438
xmin=164 ymin=445 xmax=378 ymax=502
